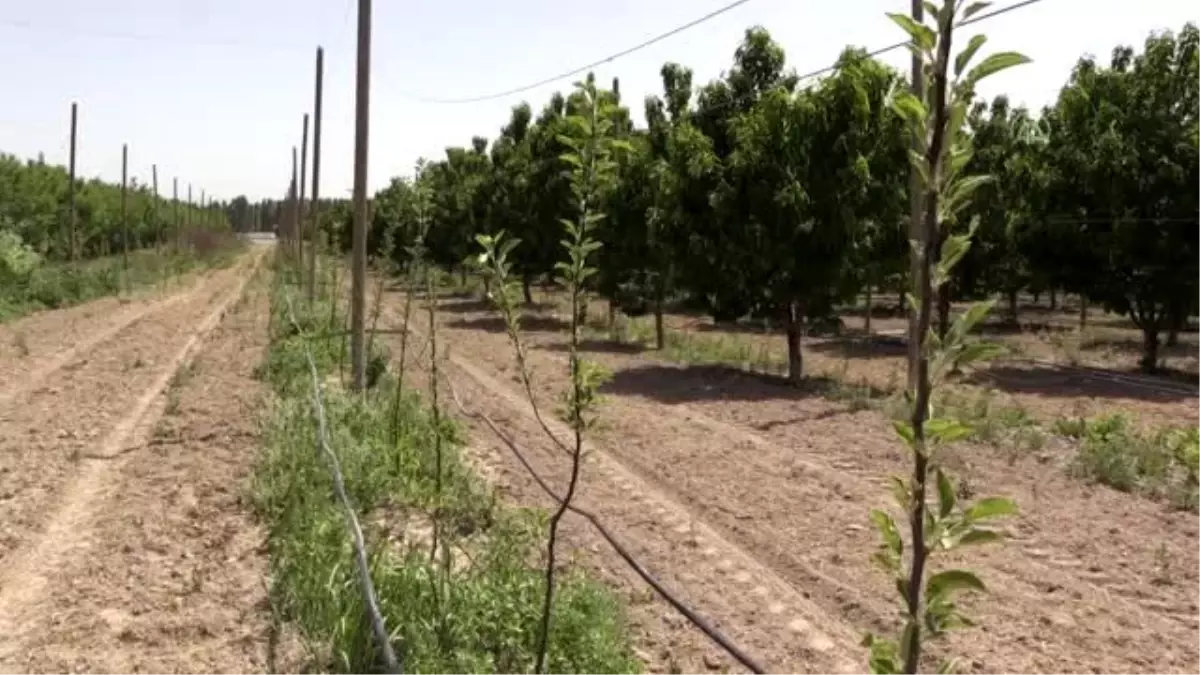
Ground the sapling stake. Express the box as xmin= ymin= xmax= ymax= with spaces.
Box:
xmin=390 ymin=264 xmax=418 ymax=445
xmin=424 ymin=261 xmax=443 ymax=565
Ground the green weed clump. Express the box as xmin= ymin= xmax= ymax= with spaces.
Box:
xmin=253 ymin=276 xmax=639 ymax=674
xmin=0 ymin=241 xmax=241 ymax=322
xmin=1066 ymin=414 xmax=1198 ymax=510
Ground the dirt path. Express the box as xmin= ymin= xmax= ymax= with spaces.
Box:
xmin=386 ymin=289 xmax=1198 ymax=674
xmin=0 ymin=273 xmax=215 ymax=408
xmin=0 ymin=249 xmax=290 ymax=673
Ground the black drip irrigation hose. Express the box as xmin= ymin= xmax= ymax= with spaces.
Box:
xmin=446 ymin=378 xmax=770 ymax=675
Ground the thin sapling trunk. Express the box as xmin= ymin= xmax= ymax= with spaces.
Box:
xmin=864 ymin=4 xmax=1025 ymax=673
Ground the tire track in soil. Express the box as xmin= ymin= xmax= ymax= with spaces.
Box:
xmin=420 ymin=296 xmax=1198 ymax=674
xmin=0 ymin=270 xmax=222 ymax=408
xmin=0 ymin=250 xmax=265 ymax=669
xmin=0 ymin=258 xmax=298 ymax=674
xmin=382 ymin=301 xmax=862 ymax=674
xmin=0 ymin=257 xmax=258 ymax=564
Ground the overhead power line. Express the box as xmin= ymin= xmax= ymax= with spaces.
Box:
xmin=793 ymin=0 xmax=1050 ymax=84
xmin=394 ymin=0 xmax=758 ymax=104
xmin=393 ymin=0 xmax=1050 ymax=107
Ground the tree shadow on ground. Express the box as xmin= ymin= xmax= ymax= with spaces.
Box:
xmin=542 ymin=338 xmax=648 ymax=355
xmin=838 ymin=305 xmax=905 ymax=320
xmin=437 ymin=297 xmax=558 ymax=314
xmin=966 ymin=364 xmax=1197 ymax=403
xmin=978 ymin=319 xmax=1077 ymax=336
xmin=1076 ymin=334 xmax=1200 ymax=357
xmin=688 ymin=321 xmax=852 ymax=341
xmin=445 ymin=314 xmax=570 ymax=334
xmin=599 ymin=362 xmax=887 ymax=405
xmin=436 ymin=297 xmax=494 ymax=314
xmin=806 ymin=335 xmax=908 ymax=360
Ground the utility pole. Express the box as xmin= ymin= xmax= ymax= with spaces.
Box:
xmin=291 ymin=145 xmax=299 ymax=259
xmin=152 ymin=164 xmax=160 ymax=250
xmin=906 ymin=0 xmax=925 ymax=390
xmin=299 ymin=112 xmax=310 ymax=283
xmin=121 ymin=144 xmax=129 ymax=280
xmin=68 ymin=102 xmax=78 ymax=261
xmin=350 ymin=0 xmax=373 ymax=392
xmin=309 ymin=46 xmax=325 ymax=303
xmin=173 ymin=178 xmax=180 ymax=249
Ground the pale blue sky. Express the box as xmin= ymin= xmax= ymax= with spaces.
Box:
xmin=0 ymin=0 xmax=1194 ymax=202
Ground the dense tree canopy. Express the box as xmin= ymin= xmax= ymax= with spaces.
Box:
xmin=363 ymin=22 xmax=1198 ymax=374
xmin=0 ymin=153 xmax=227 ymax=262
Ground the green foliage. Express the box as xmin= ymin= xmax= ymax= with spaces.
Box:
xmin=355 ymin=19 xmax=1193 ymax=381
xmin=0 ymin=241 xmax=241 ymax=322
xmin=0 ymin=227 xmax=42 ymax=282
xmin=1066 ymin=414 xmax=1198 ymax=510
xmin=255 ymin=270 xmax=640 ymax=674
xmin=1027 ymin=23 xmax=1199 ymax=369
xmin=0 ymin=152 xmax=229 ymax=260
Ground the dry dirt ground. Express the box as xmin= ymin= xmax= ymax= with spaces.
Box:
xmin=657 ymin=298 xmax=1196 ymax=428
xmin=513 ymin=288 xmax=1197 ymax=430
xmin=0 ymin=248 xmax=298 ymax=673
xmin=378 ymin=285 xmax=1199 ymax=675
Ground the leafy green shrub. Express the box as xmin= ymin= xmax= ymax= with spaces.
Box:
xmin=1071 ymin=414 xmax=1151 ymax=491
xmin=0 ymin=227 xmax=41 ymax=282
xmin=1069 ymin=414 xmax=1197 ymax=510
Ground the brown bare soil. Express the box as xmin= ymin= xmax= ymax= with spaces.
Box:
xmin=0 ymin=273 xmax=214 ymax=408
xmin=383 ymin=286 xmax=1199 ymax=674
xmin=0 ymin=249 xmax=296 ymax=672
xmin=519 ymin=288 xmax=1197 ymax=430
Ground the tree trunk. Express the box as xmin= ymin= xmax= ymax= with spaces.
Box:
xmin=459 ymin=266 xmax=467 ymax=287
xmin=522 ymin=273 xmax=533 ymax=305
xmin=1079 ymin=295 xmax=1089 ymax=330
xmin=607 ymin=298 xmax=616 ymax=335
xmin=865 ymin=285 xmax=873 ymax=335
xmin=1049 ymin=288 xmax=1058 ymax=311
xmin=1141 ymin=325 xmax=1161 ymax=372
xmin=1007 ymin=288 xmax=1019 ymax=325
xmin=898 ymin=288 xmax=906 ymax=315
xmin=654 ymin=278 xmax=666 ymax=350
xmin=1032 ymin=291 xmax=1040 ymax=305
xmin=785 ymin=300 xmax=804 ymax=385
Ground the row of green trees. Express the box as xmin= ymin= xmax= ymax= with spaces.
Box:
xmin=0 ymin=153 xmax=229 ymax=263
xmin=352 ymin=22 xmax=1197 ymax=375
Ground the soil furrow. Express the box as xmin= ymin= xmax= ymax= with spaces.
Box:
xmin=0 ymin=251 xmax=262 ymax=640
xmin=0 ymin=271 xmax=219 ymax=407
xmin=0 ymin=253 xmax=294 ymax=673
